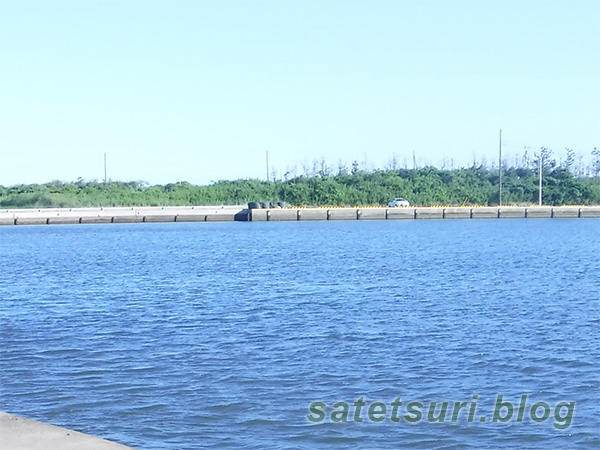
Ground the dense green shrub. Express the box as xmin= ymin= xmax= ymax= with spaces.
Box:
xmin=1 ymin=166 xmax=598 ymax=208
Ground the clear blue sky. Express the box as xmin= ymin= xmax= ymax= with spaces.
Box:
xmin=1 ymin=0 xmax=598 ymax=186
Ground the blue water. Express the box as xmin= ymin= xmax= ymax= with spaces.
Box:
xmin=1 ymin=220 xmax=599 ymax=449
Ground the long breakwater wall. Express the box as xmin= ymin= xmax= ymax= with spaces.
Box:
xmin=1 ymin=206 xmax=600 ymax=226
xmin=250 ymin=206 xmax=600 ymax=221
xmin=0 ymin=206 xmax=248 ymax=225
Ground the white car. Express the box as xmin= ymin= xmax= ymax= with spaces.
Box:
xmin=388 ymin=198 xmax=410 ymax=207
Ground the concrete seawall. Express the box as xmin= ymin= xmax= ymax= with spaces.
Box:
xmin=250 ymin=206 xmax=600 ymax=221
xmin=0 ymin=412 xmax=137 ymax=450
xmin=1 ymin=206 xmax=599 ymax=226
xmin=0 ymin=206 xmax=248 ymax=226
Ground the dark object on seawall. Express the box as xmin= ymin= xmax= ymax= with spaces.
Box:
xmin=248 ymin=201 xmax=287 ymax=209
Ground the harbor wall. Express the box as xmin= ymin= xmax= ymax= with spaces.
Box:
xmin=0 ymin=206 xmax=248 ymax=226
xmin=250 ymin=206 xmax=600 ymax=222
xmin=1 ymin=206 xmax=600 ymax=226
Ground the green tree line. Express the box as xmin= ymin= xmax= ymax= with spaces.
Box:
xmin=1 ymin=164 xmax=599 ymax=208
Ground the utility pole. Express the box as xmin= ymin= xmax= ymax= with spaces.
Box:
xmin=499 ymin=129 xmax=502 ymax=206
xmin=538 ymin=152 xmax=543 ymax=206
xmin=413 ymin=151 xmax=417 ymax=170
xmin=266 ymin=151 xmax=269 ymax=182
xmin=104 ymin=152 xmax=107 ymax=183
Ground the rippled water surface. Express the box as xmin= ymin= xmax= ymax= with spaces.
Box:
xmin=1 ymin=219 xmax=599 ymax=449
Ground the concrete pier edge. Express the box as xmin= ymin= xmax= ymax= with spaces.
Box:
xmin=0 ymin=412 xmax=138 ymax=450
xmin=249 ymin=206 xmax=600 ymax=222
xmin=1 ymin=206 xmax=599 ymax=225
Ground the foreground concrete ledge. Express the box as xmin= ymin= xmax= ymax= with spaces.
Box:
xmin=0 ymin=412 xmax=138 ymax=450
